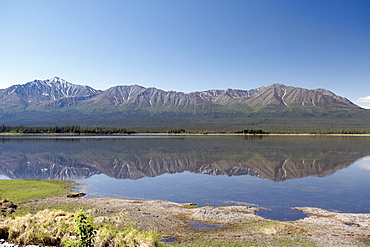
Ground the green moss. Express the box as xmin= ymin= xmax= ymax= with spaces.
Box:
xmin=267 ymin=238 xmax=316 ymax=247
xmin=0 ymin=180 xmax=76 ymax=204
xmin=128 ymin=200 xmax=145 ymax=204
xmin=164 ymin=239 xmax=255 ymax=247
xmin=181 ymin=203 xmax=198 ymax=209
xmin=161 ymin=233 xmax=316 ymax=247
xmin=356 ymin=237 xmax=370 ymax=246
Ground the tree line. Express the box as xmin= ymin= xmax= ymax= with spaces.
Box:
xmin=0 ymin=125 xmax=136 ymax=134
xmin=0 ymin=125 xmax=369 ymax=135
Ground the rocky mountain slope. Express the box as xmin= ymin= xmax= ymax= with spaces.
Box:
xmin=0 ymin=77 xmax=101 ymax=109
xmin=0 ymin=77 xmax=359 ymax=110
xmin=0 ymin=77 xmax=367 ymax=129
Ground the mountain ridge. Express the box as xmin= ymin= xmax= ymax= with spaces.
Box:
xmin=0 ymin=77 xmax=368 ymax=130
xmin=0 ymin=77 xmax=101 ymax=109
xmin=0 ymin=77 xmax=360 ymax=110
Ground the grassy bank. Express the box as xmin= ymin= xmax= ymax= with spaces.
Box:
xmin=0 ymin=180 xmax=75 ymax=204
xmin=0 ymin=180 xmax=163 ymax=246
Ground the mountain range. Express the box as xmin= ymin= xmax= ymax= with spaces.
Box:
xmin=0 ymin=77 xmax=368 ymax=131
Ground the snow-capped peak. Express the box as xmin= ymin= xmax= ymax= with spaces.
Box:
xmin=1 ymin=77 xmax=101 ymax=103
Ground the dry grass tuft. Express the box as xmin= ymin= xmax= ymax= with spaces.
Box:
xmin=0 ymin=209 xmax=160 ymax=247
xmin=0 ymin=209 xmax=74 ymax=246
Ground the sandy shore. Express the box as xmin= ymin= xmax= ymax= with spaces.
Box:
xmin=20 ymin=195 xmax=370 ymax=247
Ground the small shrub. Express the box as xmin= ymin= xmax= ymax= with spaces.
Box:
xmin=64 ymin=208 xmax=96 ymax=247
xmin=0 ymin=208 xmax=161 ymax=247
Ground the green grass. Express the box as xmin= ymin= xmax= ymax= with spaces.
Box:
xmin=0 ymin=180 xmax=76 ymax=204
xmin=356 ymin=236 xmax=370 ymax=246
xmin=164 ymin=239 xmax=256 ymax=247
xmin=160 ymin=220 xmax=317 ymax=247
xmin=163 ymin=238 xmax=316 ymax=247
xmin=265 ymin=238 xmax=316 ymax=247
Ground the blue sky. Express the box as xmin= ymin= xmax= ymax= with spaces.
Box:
xmin=1 ymin=0 xmax=370 ymax=108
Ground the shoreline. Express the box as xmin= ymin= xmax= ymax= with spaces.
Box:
xmin=1 ymin=132 xmax=370 ymax=137
xmin=9 ymin=195 xmax=370 ymax=247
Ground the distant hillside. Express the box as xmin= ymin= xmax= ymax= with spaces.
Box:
xmin=0 ymin=77 xmax=369 ymax=131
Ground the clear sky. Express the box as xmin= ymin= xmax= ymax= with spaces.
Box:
xmin=1 ymin=0 xmax=370 ymax=108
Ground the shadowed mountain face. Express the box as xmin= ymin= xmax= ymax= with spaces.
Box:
xmin=1 ymin=77 xmax=367 ymax=128
xmin=0 ymin=136 xmax=369 ymax=181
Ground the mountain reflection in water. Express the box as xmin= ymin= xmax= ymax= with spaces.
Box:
xmin=0 ymin=135 xmax=369 ymax=181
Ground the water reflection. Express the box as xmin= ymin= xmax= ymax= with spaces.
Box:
xmin=355 ymin=156 xmax=370 ymax=171
xmin=0 ymin=136 xmax=369 ymax=181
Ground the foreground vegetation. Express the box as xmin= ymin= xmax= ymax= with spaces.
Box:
xmin=0 ymin=180 xmax=161 ymax=246
xmin=0 ymin=208 xmax=161 ymax=247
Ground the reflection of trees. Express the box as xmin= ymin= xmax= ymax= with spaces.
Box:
xmin=0 ymin=136 xmax=369 ymax=181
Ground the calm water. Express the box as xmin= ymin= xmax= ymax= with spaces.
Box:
xmin=0 ymin=135 xmax=369 ymax=220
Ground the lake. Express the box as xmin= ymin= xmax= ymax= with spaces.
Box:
xmin=0 ymin=135 xmax=369 ymax=221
